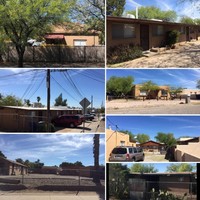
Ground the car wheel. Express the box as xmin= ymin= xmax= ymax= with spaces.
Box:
xmin=69 ymin=123 xmax=75 ymax=128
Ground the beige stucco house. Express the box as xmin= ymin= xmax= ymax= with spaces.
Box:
xmin=45 ymin=25 xmax=99 ymax=46
xmin=106 ymin=128 xmax=136 ymax=161
xmin=175 ymin=137 xmax=200 ymax=162
xmin=0 ymin=157 xmax=28 ymax=175
xmin=131 ymin=84 xmax=170 ymax=99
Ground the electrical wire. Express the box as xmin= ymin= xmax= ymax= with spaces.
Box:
xmin=51 ymin=75 xmax=80 ymax=103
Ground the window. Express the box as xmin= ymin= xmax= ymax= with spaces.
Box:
xmin=140 ymin=91 xmax=147 ymax=96
xmin=153 ymin=25 xmax=164 ymax=36
xmin=161 ymin=90 xmax=168 ymax=96
xmin=74 ymin=40 xmax=87 ymax=46
xmin=120 ymin=141 xmax=125 ymax=146
xmin=180 ymin=26 xmax=185 ymax=34
xmin=112 ymin=23 xmax=136 ymax=39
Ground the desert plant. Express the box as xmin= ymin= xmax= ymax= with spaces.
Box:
xmin=107 ymin=44 xmax=143 ymax=64
xmin=166 ymin=30 xmax=180 ymax=47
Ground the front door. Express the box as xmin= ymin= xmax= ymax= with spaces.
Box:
xmin=186 ymin=27 xmax=190 ymax=41
xmin=140 ymin=25 xmax=149 ymax=50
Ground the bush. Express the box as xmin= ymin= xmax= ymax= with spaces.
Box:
xmin=107 ymin=44 xmax=143 ymax=64
xmin=166 ymin=30 xmax=180 ymax=47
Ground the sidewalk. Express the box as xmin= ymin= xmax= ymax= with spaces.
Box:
xmin=0 ymin=191 xmax=104 ymax=200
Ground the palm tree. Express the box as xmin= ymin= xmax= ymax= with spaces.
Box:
xmin=37 ymin=96 xmax=41 ymax=103
xmin=93 ymin=134 xmax=100 ymax=183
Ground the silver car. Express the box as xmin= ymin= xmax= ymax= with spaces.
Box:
xmin=109 ymin=146 xmax=144 ymax=162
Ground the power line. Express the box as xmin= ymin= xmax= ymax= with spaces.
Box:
xmin=51 ymin=75 xmax=80 ymax=103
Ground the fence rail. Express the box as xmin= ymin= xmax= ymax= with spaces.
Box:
xmin=5 ymin=45 xmax=105 ymax=64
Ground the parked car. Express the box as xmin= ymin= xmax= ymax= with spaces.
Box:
xmin=109 ymin=146 xmax=144 ymax=162
xmin=83 ymin=114 xmax=94 ymax=121
xmin=51 ymin=114 xmax=83 ymax=128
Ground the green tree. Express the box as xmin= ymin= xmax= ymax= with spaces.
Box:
xmin=0 ymin=0 xmax=75 ymax=67
xmin=131 ymin=163 xmax=158 ymax=173
xmin=166 ymin=163 xmax=195 ymax=172
xmin=37 ymin=96 xmax=41 ymax=103
xmin=169 ymin=86 xmax=183 ymax=97
xmin=24 ymin=99 xmax=31 ymax=107
xmin=180 ymin=16 xmax=195 ymax=24
xmin=109 ymin=164 xmax=130 ymax=199
xmin=196 ymin=80 xmax=200 ymax=89
xmin=128 ymin=6 xmax=177 ymax=22
xmin=140 ymin=81 xmax=159 ymax=100
xmin=59 ymin=161 xmax=84 ymax=168
xmin=72 ymin=0 xmax=105 ymax=44
xmin=0 ymin=150 xmax=6 ymax=158
xmin=0 ymin=94 xmax=23 ymax=106
xmin=136 ymin=133 xmax=150 ymax=144
xmin=107 ymin=0 xmax=125 ymax=16
xmin=16 ymin=158 xmax=24 ymax=164
xmin=34 ymin=159 xmax=44 ymax=169
xmin=107 ymin=76 xmax=134 ymax=97
xmin=155 ymin=132 xmax=177 ymax=147
xmin=119 ymin=130 xmax=136 ymax=142
xmin=54 ymin=93 xmax=67 ymax=106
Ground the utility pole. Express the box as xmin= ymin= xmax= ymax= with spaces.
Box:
xmin=47 ymin=69 xmax=50 ymax=132
xmin=91 ymin=95 xmax=93 ymax=110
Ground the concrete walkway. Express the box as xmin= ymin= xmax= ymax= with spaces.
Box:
xmin=0 ymin=192 xmax=104 ymax=200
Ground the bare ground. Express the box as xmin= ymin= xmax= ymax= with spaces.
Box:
xmin=106 ymin=99 xmax=200 ymax=114
xmin=0 ymin=174 xmax=105 ymax=194
xmin=108 ymin=40 xmax=200 ymax=68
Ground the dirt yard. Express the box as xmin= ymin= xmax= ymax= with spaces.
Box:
xmin=108 ymin=40 xmax=200 ymax=68
xmin=106 ymin=99 xmax=200 ymax=114
xmin=144 ymin=152 xmax=168 ymax=162
xmin=0 ymin=174 xmax=105 ymax=194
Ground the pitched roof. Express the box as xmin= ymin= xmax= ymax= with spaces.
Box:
xmin=0 ymin=156 xmax=28 ymax=168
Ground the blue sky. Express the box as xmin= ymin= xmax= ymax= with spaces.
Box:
xmin=126 ymin=163 xmax=196 ymax=172
xmin=0 ymin=134 xmax=105 ymax=166
xmin=0 ymin=69 xmax=105 ymax=108
xmin=107 ymin=116 xmax=200 ymax=140
xmin=125 ymin=0 xmax=200 ymax=19
xmin=106 ymin=69 xmax=200 ymax=89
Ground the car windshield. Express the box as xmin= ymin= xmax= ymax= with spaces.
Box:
xmin=112 ymin=148 xmax=127 ymax=154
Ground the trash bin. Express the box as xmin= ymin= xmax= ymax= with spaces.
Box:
xmin=185 ymin=94 xmax=191 ymax=104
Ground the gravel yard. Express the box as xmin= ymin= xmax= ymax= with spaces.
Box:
xmin=108 ymin=40 xmax=200 ymax=68
xmin=106 ymin=99 xmax=200 ymax=114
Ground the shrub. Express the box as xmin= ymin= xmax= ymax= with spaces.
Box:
xmin=107 ymin=44 xmax=143 ymax=64
xmin=166 ymin=30 xmax=180 ymax=47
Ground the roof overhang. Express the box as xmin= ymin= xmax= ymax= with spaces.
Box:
xmin=44 ymin=34 xmax=65 ymax=39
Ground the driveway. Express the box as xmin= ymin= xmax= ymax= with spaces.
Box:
xmin=108 ymin=40 xmax=200 ymax=68
xmin=55 ymin=119 xmax=105 ymax=133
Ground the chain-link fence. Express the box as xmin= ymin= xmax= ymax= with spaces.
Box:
xmin=0 ymin=169 xmax=105 ymax=191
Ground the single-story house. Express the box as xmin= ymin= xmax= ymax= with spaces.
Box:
xmin=131 ymin=84 xmax=170 ymax=100
xmin=0 ymin=157 xmax=28 ymax=175
xmin=44 ymin=24 xmax=99 ymax=46
xmin=0 ymin=106 xmax=82 ymax=132
xmin=32 ymin=166 xmax=62 ymax=174
xmin=106 ymin=128 xmax=136 ymax=161
xmin=139 ymin=140 xmax=165 ymax=153
xmin=175 ymin=137 xmax=200 ymax=162
xmin=107 ymin=16 xmax=200 ymax=50
xmin=129 ymin=172 xmax=197 ymax=200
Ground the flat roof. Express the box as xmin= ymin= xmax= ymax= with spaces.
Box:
xmin=0 ymin=106 xmax=82 ymax=111
xmin=107 ymin=16 xmax=200 ymax=27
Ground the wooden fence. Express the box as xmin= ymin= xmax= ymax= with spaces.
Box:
xmin=6 ymin=45 xmax=105 ymax=63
